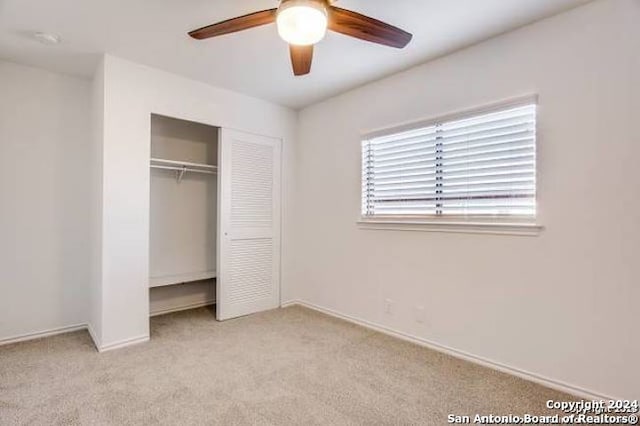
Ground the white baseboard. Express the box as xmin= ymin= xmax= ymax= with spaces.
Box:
xmin=0 ymin=303 xmax=203 ymax=353
xmin=0 ymin=322 xmax=147 ymax=354
xmin=87 ymin=323 xmax=101 ymax=352
xmin=0 ymin=323 xmax=87 ymax=347
xmin=85 ymin=322 xmax=148 ymax=353
xmin=98 ymin=334 xmax=149 ymax=353
xmin=150 ymin=300 xmax=215 ymax=317
xmin=283 ymin=300 xmax=616 ymax=401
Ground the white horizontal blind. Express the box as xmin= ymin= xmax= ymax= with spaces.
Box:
xmin=362 ymin=104 xmax=537 ymax=217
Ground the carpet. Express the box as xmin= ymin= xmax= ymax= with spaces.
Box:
xmin=0 ymin=305 xmax=574 ymax=425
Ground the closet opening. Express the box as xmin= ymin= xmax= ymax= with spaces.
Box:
xmin=148 ymin=114 xmax=219 ymax=320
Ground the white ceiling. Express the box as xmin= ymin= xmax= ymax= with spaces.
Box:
xmin=0 ymin=0 xmax=592 ymax=109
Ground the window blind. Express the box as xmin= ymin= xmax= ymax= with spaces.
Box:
xmin=362 ymin=103 xmax=536 ymax=217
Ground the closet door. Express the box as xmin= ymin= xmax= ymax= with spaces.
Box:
xmin=217 ymin=129 xmax=281 ymax=320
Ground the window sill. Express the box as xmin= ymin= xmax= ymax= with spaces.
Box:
xmin=357 ymin=219 xmax=544 ymax=236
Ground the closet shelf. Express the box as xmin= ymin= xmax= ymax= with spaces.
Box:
xmin=149 ymin=270 xmax=217 ymax=288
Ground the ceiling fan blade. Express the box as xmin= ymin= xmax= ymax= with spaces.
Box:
xmin=290 ymin=44 xmax=314 ymax=76
xmin=189 ymin=9 xmax=278 ymax=40
xmin=328 ymin=7 xmax=412 ymax=49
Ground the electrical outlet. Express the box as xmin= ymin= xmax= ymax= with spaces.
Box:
xmin=414 ymin=305 xmax=426 ymax=324
xmin=384 ymin=299 xmax=394 ymax=315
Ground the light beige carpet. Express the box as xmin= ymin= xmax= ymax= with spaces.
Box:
xmin=0 ymin=305 xmax=573 ymax=425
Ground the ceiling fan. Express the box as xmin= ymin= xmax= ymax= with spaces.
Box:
xmin=188 ymin=0 xmax=413 ymax=76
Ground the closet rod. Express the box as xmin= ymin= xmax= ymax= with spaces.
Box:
xmin=150 ymin=165 xmax=217 ymax=175
xmin=150 ymin=157 xmax=217 ymax=170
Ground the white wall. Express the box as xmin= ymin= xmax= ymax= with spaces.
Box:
xmin=96 ymin=55 xmax=298 ymax=349
xmin=0 ymin=60 xmax=91 ymax=341
xmin=89 ymin=58 xmax=104 ymax=344
xmin=295 ymin=0 xmax=639 ymax=400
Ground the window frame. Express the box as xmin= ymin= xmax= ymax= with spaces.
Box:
xmin=358 ymin=95 xmax=544 ymax=236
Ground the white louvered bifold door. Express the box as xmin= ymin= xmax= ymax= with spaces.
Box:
xmin=217 ymin=129 xmax=281 ymax=321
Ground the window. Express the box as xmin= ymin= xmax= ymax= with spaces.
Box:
xmin=361 ymin=102 xmax=537 ymax=221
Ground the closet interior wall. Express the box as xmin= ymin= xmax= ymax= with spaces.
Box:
xmin=149 ymin=114 xmax=218 ymax=316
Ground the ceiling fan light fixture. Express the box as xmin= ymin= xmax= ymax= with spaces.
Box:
xmin=188 ymin=1 xmax=413 ymax=77
xmin=277 ymin=0 xmax=328 ymax=46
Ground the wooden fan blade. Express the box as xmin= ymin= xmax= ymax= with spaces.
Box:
xmin=328 ymin=7 xmax=412 ymax=48
xmin=290 ymin=44 xmax=313 ymax=76
xmin=189 ymin=9 xmax=278 ymax=40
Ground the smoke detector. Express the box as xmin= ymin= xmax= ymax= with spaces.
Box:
xmin=33 ymin=32 xmax=61 ymax=45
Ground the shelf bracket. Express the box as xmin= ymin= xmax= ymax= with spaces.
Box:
xmin=177 ymin=166 xmax=187 ymax=183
